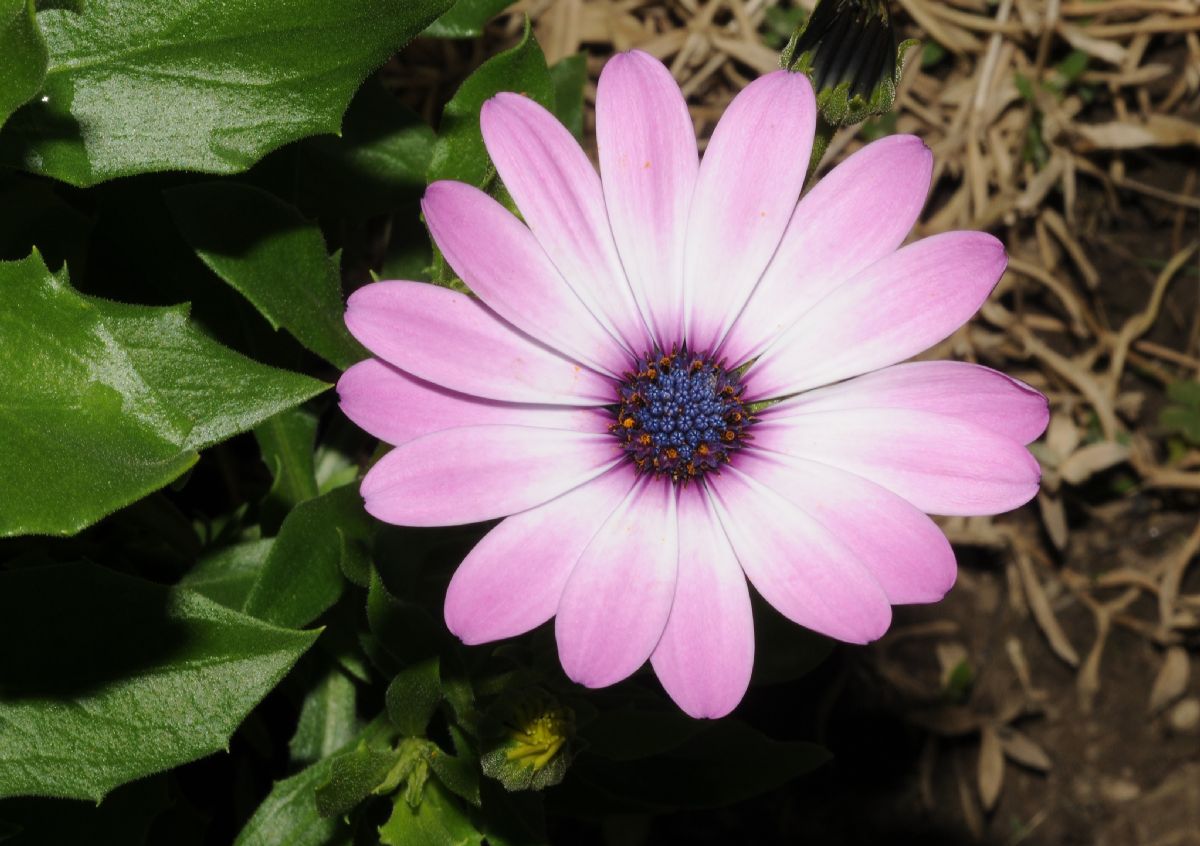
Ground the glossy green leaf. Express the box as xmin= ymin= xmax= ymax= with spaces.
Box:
xmin=0 ymin=0 xmax=455 ymax=186
xmin=299 ymin=79 xmax=435 ymax=218
xmin=242 ymin=486 xmax=373 ymax=629
xmin=427 ymin=19 xmax=554 ymax=186
xmin=378 ymin=779 xmax=483 ymax=846
xmin=166 ymin=182 xmax=363 ymax=369
xmin=0 ymin=562 xmax=318 ymax=801
xmin=0 ymin=0 xmax=46 ymax=129
xmin=255 ymin=407 xmax=320 ymax=532
xmin=549 ymin=53 xmax=587 ymax=140
xmin=385 ymin=658 xmax=442 ymax=737
xmin=179 ymin=539 xmax=274 ymax=610
xmin=290 ymin=667 xmax=360 ymax=766
xmin=0 ymin=252 xmax=327 ymax=538
xmin=424 ymin=0 xmax=513 ymax=38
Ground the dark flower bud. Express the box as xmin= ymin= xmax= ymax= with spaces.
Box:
xmin=782 ymin=0 xmax=916 ymax=128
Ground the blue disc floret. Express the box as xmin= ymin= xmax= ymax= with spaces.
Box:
xmin=612 ymin=348 xmax=752 ymax=483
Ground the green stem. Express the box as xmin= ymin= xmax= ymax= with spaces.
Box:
xmin=805 ymin=113 xmax=836 ymax=187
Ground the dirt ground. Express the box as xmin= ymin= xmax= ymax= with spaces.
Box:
xmin=393 ymin=1 xmax=1200 ymax=843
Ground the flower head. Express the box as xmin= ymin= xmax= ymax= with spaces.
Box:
xmin=339 ymin=51 xmax=1047 ymax=718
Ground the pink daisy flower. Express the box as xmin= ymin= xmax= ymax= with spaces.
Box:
xmin=339 ymin=51 xmax=1047 ymax=718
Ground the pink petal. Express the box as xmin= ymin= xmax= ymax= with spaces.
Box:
xmin=481 ymin=93 xmax=649 ymax=352
xmin=337 ymin=359 xmax=602 ymax=446
xmin=422 ymin=181 xmax=626 ymax=375
xmin=444 ymin=468 xmax=637 ymax=644
xmin=361 ymin=424 xmax=619 ymax=527
xmin=683 ymin=70 xmax=815 ymax=354
xmin=745 ymin=231 xmax=1007 ymax=401
xmin=755 ymin=407 xmax=1042 ymax=516
xmin=721 ymin=135 xmax=933 ymax=365
xmin=650 ymin=484 xmax=753 ymax=719
xmin=345 ymin=281 xmax=613 ymax=406
xmin=597 ymin=50 xmax=698 ymax=348
xmin=708 ymin=467 xmax=892 ymax=643
xmin=556 ymin=478 xmax=678 ymax=688
xmin=768 ymin=361 xmax=1049 ymax=445
xmin=735 ymin=452 xmax=956 ymax=604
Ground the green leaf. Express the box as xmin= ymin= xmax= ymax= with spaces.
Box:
xmin=242 ymin=486 xmax=373 ymax=629
xmin=290 ymin=668 xmax=361 ymax=766
xmin=0 ymin=777 xmax=170 ymax=846
xmin=579 ymin=709 xmax=702 ymax=763
xmin=315 ymin=746 xmax=402 ymax=819
xmin=166 ymin=182 xmax=363 ymax=369
xmin=561 ymin=719 xmax=829 ymax=814
xmin=255 ymin=407 xmax=320 ymax=532
xmin=427 ymin=19 xmax=554 ymax=186
xmin=429 ymin=725 xmax=481 ymax=807
xmin=299 ymin=79 xmax=435 ymax=219
xmin=0 ymin=0 xmax=455 ymax=186
xmin=381 ymin=206 xmax=434 ymax=281
xmin=423 ymin=0 xmax=513 ymax=38
xmin=235 ymin=717 xmax=392 ymax=846
xmin=378 ymin=779 xmax=483 ymax=846
xmin=1167 ymin=380 xmax=1200 ymax=408
xmin=0 ymin=0 xmax=46 ymax=130
xmin=367 ymin=567 xmax=443 ymax=667
xmin=386 ymin=658 xmax=443 ymax=737
xmin=549 ymin=53 xmax=587 ymax=141
xmin=1049 ymin=49 xmax=1089 ymax=94
xmin=0 ymin=252 xmax=327 ymax=538
xmin=233 ymin=757 xmax=348 ymax=846
xmin=476 ymin=781 xmax=547 ymax=846
xmin=750 ymin=597 xmax=833 ymax=686
xmin=0 ymin=173 xmax=91 ymax=272
xmin=1161 ymin=406 xmax=1200 ymax=445
xmin=0 ymin=562 xmax=318 ymax=801
xmin=179 ymin=539 xmax=274 ymax=610
xmin=1161 ymin=381 xmax=1200 ymax=445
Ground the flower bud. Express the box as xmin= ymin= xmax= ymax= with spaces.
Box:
xmin=782 ymin=0 xmax=916 ymax=128
xmin=479 ymin=689 xmax=575 ymax=791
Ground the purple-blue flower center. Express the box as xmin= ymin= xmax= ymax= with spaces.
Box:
xmin=611 ymin=349 xmax=752 ymax=483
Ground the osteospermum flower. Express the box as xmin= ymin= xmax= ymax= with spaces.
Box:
xmin=339 ymin=51 xmax=1047 ymax=718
